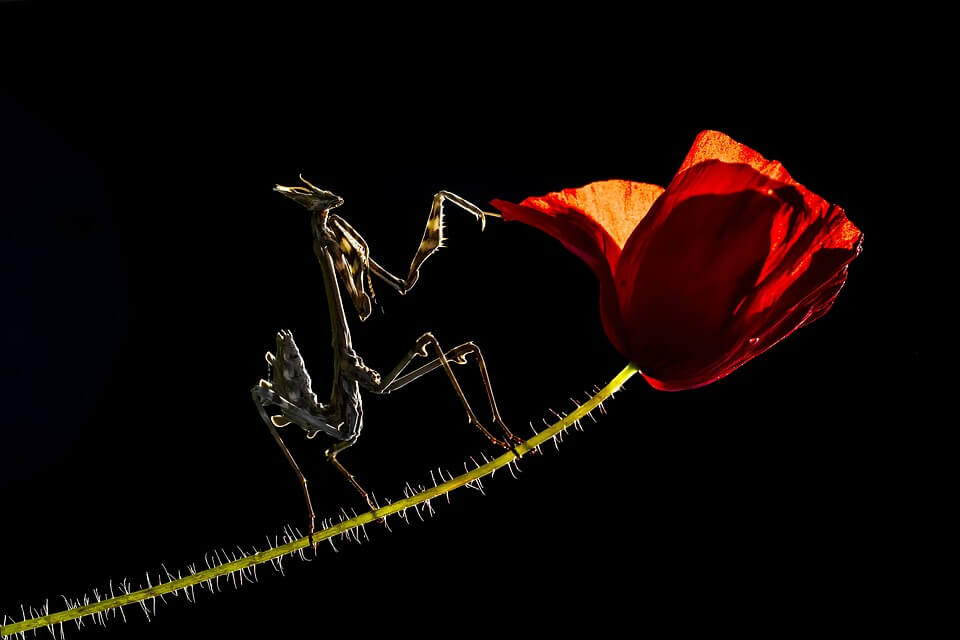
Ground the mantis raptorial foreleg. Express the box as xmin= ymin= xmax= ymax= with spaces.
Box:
xmin=365 ymin=190 xmax=500 ymax=295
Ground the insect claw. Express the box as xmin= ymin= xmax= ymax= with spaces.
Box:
xmin=271 ymin=415 xmax=291 ymax=428
xmin=258 ymin=379 xmax=273 ymax=389
xmin=509 ymin=431 xmax=533 ymax=455
xmin=478 ymin=210 xmax=502 ymax=232
xmin=265 ymin=352 xmax=276 ymax=365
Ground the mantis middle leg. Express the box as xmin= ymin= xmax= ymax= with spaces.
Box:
xmin=363 ymin=332 xmax=525 ymax=453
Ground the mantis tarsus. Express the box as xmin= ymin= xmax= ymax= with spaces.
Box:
xmin=251 ymin=176 xmax=524 ymax=541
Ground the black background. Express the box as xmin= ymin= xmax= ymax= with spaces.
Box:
xmin=1 ymin=6 xmax=932 ymax=638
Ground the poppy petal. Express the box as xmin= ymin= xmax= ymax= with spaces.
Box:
xmin=617 ymin=160 xmax=861 ymax=390
xmin=677 ymin=129 xmax=834 ymax=222
xmin=617 ymin=161 xmax=791 ymax=389
xmin=491 ymin=179 xmax=663 ymax=357
xmin=744 ymin=202 xmax=862 ymax=325
xmin=674 ymin=130 xmax=863 ymax=332
xmin=490 ymin=196 xmax=630 ymax=355
xmin=677 ymin=129 xmax=796 ymax=183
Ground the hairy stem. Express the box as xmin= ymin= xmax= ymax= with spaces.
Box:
xmin=1 ymin=362 xmax=639 ymax=638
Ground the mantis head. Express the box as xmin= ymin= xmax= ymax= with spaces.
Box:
xmin=274 ymin=175 xmax=344 ymax=212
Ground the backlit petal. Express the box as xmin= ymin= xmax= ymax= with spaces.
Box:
xmin=491 ymin=179 xmax=663 ymax=356
xmin=616 ymin=159 xmax=861 ymax=390
xmin=491 ymin=197 xmax=629 ymax=355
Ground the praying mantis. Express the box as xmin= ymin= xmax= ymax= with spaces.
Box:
xmin=251 ymin=176 xmax=524 ymax=539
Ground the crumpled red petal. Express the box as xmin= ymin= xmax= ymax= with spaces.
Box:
xmin=491 ymin=180 xmax=663 ymax=357
xmin=492 ymin=180 xmax=663 ymax=270
xmin=617 ymin=160 xmax=862 ymax=390
xmin=677 ymin=130 xmax=857 ymax=239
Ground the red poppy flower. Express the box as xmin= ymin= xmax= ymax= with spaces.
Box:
xmin=491 ymin=130 xmax=863 ymax=391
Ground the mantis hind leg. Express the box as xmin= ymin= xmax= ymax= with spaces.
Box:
xmin=325 ymin=438 xmax=380 ymax=515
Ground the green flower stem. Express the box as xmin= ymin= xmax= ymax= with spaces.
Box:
xmin=1 ymin=363 xmax=639 ymax=638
